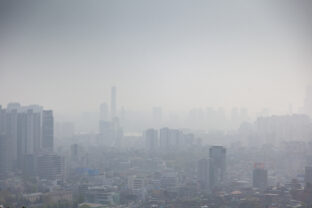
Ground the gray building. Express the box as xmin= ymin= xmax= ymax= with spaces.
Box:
xmin=42 ymin=110 xmax=54 ymax=152
xmin=37 ymin=153 xmax=64 ymax=180
xmin=198 ymin=158 xmax=209 ymax=190
xmin=209 ymin=146 xmax=226 ymax=189
xmin=145 ymin=128 xmax=158 ymax=152
xmin=253 ymin=165 xmax=268 ymax=190
xmin=305 ymin=166 xmax=312 ymax=185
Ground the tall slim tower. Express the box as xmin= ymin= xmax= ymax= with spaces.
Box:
xmin=209 ymin=146 xmax=226 ymax=189
xmin=111 ymin=86 xmax=117 ymax=119
xmin=42 ymin=110 xmax=54 ymax=152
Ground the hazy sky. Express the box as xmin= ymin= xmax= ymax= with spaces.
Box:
xmin=1 ymin=0 xmax=311 ymax=115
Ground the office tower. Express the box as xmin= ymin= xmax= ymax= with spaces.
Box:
xmin=145 ymin=128 xmax=158 ymax=152
xmin=198 ymin=158 xmax=209 ymax=190
xmin=42 ymin=110 xmax=54 ymax=152
xmin=100 ymin=102 xmax=109 ymax=121
xmin=0 ymin=105 xmax=5 ymax=133
xmin=253 ymin=163 xmax=268 ymax=189
xmin=209 ymin=146 xmax=226 ymax=189
xmin=37 ymin=153 xmax=64 ymax=180
xmin=305 ymin=166 xmax=312 ymax=185
xmin=111 ymin=86 xmax=117 ymax=119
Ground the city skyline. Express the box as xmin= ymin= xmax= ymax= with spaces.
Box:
xmin=1 ymin=1 xmax=312 ymax=207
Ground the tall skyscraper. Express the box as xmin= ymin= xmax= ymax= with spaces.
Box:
xmin=253 ymin=163 xmax=268 ymax=190
xmin=25 ymin=110 xmax=41 ymax=154
xmin=198 ymin=158 xmax=209 ymax=190
xmin=0 ymin=105 xmax=6 ymax=176
xmin=42 ymin=110 xmax=54 ymax=152
xmin=111 ymin=86 xmax=117 ymax=119
xmin=6 ymin=109 xmax=18 ymax=169
xmin=209 ymin=146 xmax=226 ymax=189
xmin=100 ymin=102 xmax=109 ymax=121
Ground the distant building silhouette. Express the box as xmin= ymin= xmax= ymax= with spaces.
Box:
xmin=209 ymin=146 xmax=226 ymax=189
xmin=305 ymin=166 xmax=312 ymax=185
xmin=198 ymin=158 xmax=209 ymax=190
xmin=252 ymin=163 xmax=268 ymax=190
xmin=42 ymin=110 xmax=54 ymax=152
xmin=37 ymin=153 xmax=64 ymax=180
xmin=145 ymin=128 xmax=158 ymax=152
xmin=111 ymin=86 xmax=117 ymax=120
xmin=100 ymin=102 xmax=109 ymax=121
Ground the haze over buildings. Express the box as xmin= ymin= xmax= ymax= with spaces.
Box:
xmin=1 ymin=1 xmax=312 ymax=208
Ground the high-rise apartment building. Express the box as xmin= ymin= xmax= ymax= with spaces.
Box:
xmin=0 ymin=104 xmax=55 ymax=177
xmin=5 ymin=109 xmax=18 ymax=170
xmin=0 ymin=134 xmax=9 ymax=178
xmin=42 ymin=110 xmax=54 ymax=152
